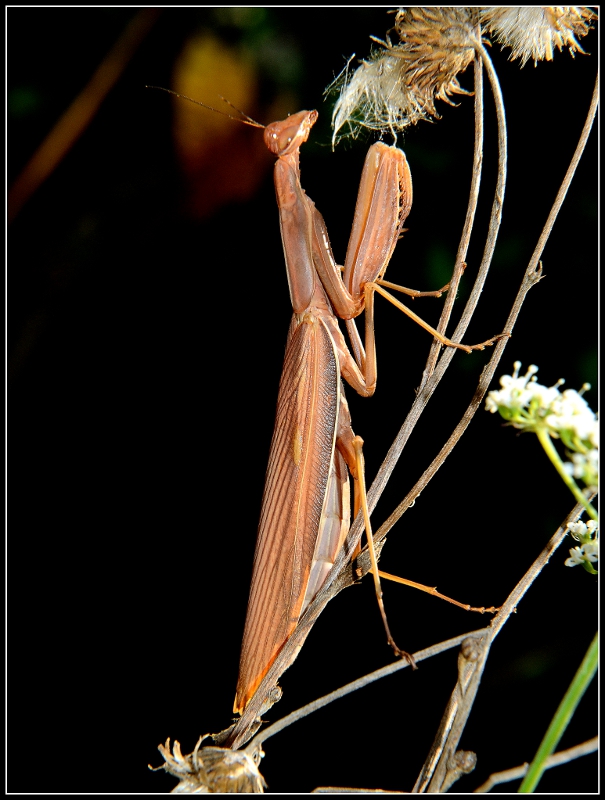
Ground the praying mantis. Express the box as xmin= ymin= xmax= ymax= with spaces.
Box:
xmin=233 ymin=108 xmax=505 ymax=715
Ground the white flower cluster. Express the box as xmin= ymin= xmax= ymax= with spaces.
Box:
xmin=487 ymin=363 xmax=599 ymax=575
xmin=565 ymin=520 xmax=599 ymax=573
xmin=485 ymin=362 xmax=598 ymax=488
xmin=485 ymin=361 xmax=543 ymax=414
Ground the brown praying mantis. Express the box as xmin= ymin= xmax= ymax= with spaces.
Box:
xmin=232 ymin=108 xmax=506 ymax=715
xmin=147 ymin=84 xmax=507 ymax=719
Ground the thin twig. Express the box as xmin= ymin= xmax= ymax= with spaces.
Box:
xmin=473 ymin=736 xmax=598 ymax=793
xmin=413 ymin=632 xmax=491 ymax=793
xmin=242 ymin=629 xmax=488 ymax=757
xmin=490 ymin=496 xmax=597 ymax=639
xmin=422 ymin=24 xmax=485 ymax=383
xmin=444 ymin=41 xmax=508 ymax=342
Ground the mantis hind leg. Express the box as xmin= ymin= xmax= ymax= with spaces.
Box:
xmin=377 ymin=571 xmax=500 ymax=614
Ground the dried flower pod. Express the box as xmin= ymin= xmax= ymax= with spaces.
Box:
xmin=391 ymin=6 xmax=477 ymax=115
xmin=331 ymin=7 xmax=478 ymax=142
xmin=153 ymin=736 xmax=266 ymax=793
xmin=480 ymin=6 xmax=597 ymax=66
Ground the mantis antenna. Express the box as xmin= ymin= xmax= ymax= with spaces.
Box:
xmin=144 ymin=85 xmax=264 ymax=129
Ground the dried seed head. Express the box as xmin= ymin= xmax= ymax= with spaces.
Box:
xmin=331 ymin=7 xmax=477 ymax=143
xmin=391 ymin=7 xmax=478 ymax=112
xmin=480 ymin=6 xmax=597 ymax=67
xmin=153 ymin=737 xmax=266 ymax=793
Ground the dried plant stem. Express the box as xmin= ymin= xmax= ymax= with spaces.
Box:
xmin=473 ymin=736 xmax=599 ymax=793
xmin=423 ymin=26 xmax=484 ymax=381
xmin=452 ymin=40 xmax=509 ymax=332
xmin=422 ymin=39 xmax=509 ymax=392
xmin=413 ymin=632 xmax=490 ymax=793
xmin=243 ymin=629 xmax=488 ymax=758
xmin=490 ymin=494 xmax=597 ymax=640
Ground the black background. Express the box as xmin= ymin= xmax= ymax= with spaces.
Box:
xmin=9 ymin=8 xmax=597 ymax=794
